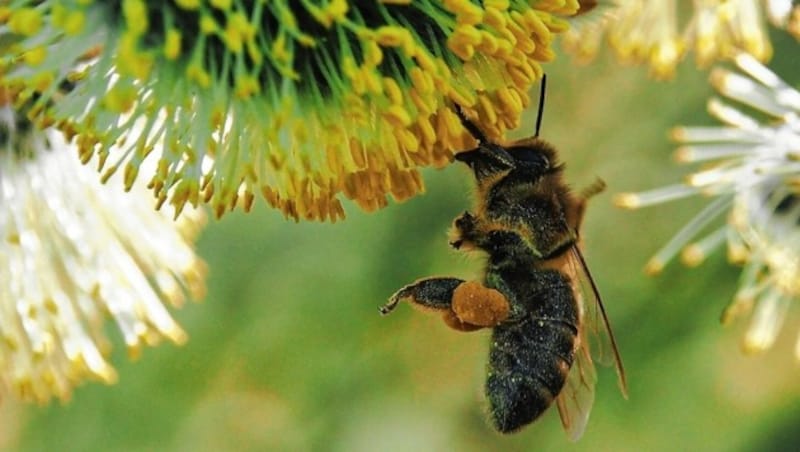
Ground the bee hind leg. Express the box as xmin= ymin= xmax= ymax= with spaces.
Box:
xmin=381 ymin=278 xmax=510 ymax=332
xmin=451 ymin=281 xmax=510 ymax=328
xmin=381 ymin=277 xmax=465 ymax=316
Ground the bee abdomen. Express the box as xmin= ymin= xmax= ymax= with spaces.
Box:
xmin=486 ymin=319 xmax=575 ymax=433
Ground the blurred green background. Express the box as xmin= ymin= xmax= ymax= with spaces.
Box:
xmin=5 ymin=31 xmax=800 ymax=452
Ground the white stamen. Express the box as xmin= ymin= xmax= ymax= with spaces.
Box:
xmin=734 ymin=52 xmax=800 ymax=110
xmin=707 ymin=98 xmax=761 ymax=130
xmin=671 ymin=126 xmax=765 ymax=144
xmin=674 ymin=144 xmax=755 ymax=163
xmin=711 ymin=69 xmax=793 ymax=117
xmin=681 ymin=225 xmax=729 ymax=266
xmin=743 ymin=287 xmax=789 ymax=353
xmin=614 ymin=184 xmax=700 ymax=209
xmin=646 ymin=195 xmax=734 ymax=274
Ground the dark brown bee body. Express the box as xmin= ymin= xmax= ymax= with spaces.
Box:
xmin=486 ymin=263 xmax=578 ymax=433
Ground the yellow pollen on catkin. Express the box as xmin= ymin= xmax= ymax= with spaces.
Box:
xmin=383 ymin=77 xmax=403 ymax=105
xmin=364 ymin=41 xmax=383 ymax=66
xmin=375 ymin=26 xmax=412 ymax=48
xmin=235 ymin=76 xmax=260 ymax=99
xmin=115 ymin=33 xmax=153 ymax=79
xmin=175 ymin=0 xmax=201 ymax=10
xmin=30 ymin=72 xmax=55 ymax=93
xmin=210 ymin=0 xmax=233 ymax=9
xmin=409 ymin=67 xmax=433 ymax=94
xmin=327 ymin=0 xmax=349 ymax=23
xmin=123 ymin=162 xmax=140 ymax=190
xmin=60 ymin=9 xmax=86 ymax=36
xmin=223 ymin=25 xmax=244 ymax=53
xmin=199 ymin=15 xmax=218 ymax=34
xmin=103 ymin=86 xmax=137 ymax=113
xmin=186 ymin=64 xmax=211 ymax=88
xmin=2 ymin=1 xmax=573 ymax=222
xmin=164 ymin=29 xmax=182 ymax=60
xmin=122 ymin=0 xmax=148 ymax=36
xmin=8 ymin=8 xmax=43 ymax=36
xmin=22 ymin=46 xmax=47 ymax=66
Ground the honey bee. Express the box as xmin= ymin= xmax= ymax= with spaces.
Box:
xmin=379 ymin=81 xmax=627 ymax=439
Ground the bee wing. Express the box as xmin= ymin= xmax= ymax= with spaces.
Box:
xmin=555 ymin=332 xmax=597 ymax=441
xmin=570 ymin=246 xmax=627 ymax=390
xmin=555 ymin=246 xmax=627 ymax=441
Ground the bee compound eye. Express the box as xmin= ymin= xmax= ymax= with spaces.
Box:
xmin=509 ymin=146 xmax=550 ymax=171
xmin=538 ymin=153 xmax=550 ymax=169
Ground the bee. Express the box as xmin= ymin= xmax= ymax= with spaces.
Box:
xmin=379 ymin=79 xmax=627 ymax=439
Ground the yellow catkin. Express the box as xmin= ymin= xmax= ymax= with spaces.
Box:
xmin=4 ymin=1 xmax=573 ymax=222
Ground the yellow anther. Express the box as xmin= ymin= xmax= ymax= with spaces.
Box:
xmin=451 ymin=0 xmax=484 ymax=25
xmin=364 ymin=41 xmax=383 ymax=66
xmin=327 ymin=0 xmax=349 ymax=22
xmin=104 ymin=85 xmax=137 ymax=113
xmin=272 ymin=33 xmax=291 ymax=62
xmin=413 ymin=50 xmax=437 ymax=73
xmin=383 ymin=77 xmax=403 ymax=105
xmin=409 ymin=67 xmax=432 ymax=93
xmin=30 ymin=71 xmax=55 ymax=92
xmin=448 ymin=84 xmax=476 ymax=108
xmin=164 ymin=29 xmax=182 ymax=59
xmin=200 ymin=15 xmax=218 ymax=34
xmin=123 ymin=0 xmax=148 ymax=36
xmin=210 ymin=0 xmax=232 ymax=9
xmin=375 ymin=26 xmax=412 ymax=48
xmin=397 ymin=128 xmax=419 ymax=153
xmin=484 ymin=7 xmax=507 ymax=29
xmin=61 ymin=10 xmax=86 ymax=36
xmin=123 ymin=162 xmax=140 ymax=190
xmin=484 ymin=0 xmax=510 ymax=10
xmin=175 ymin=0 xmax=201 ymax=9
xmin=235 ymin=76 xmax=260 ymax=98
xmin=186 ymin=64 xmax=212 ymax=88
xmin=8 ymin=8 xmax=43 ymax=36
xmin=23 ymin=46 xmax=47 ymax=66
xmin=453 ymin=24 xmax=483 ymax=46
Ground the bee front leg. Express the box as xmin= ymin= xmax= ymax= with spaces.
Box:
xmin=381 ymin=277 xmax=510 ymax=332
xmin=449 ymin=211 xmax=482 ymax=250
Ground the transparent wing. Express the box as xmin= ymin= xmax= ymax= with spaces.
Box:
xmin=556 ymin=331 xmax=597 ymax=441
xmin=570 ymin=246 xmax=627 ymax=390
xmin=555 ymin=245 xmax=627 ymax=441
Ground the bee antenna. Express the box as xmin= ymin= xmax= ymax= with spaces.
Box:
xmin=454 ymin=104 xmax=488 ymax=143
xmin=534 ymin=74 xmax=547 ymax=138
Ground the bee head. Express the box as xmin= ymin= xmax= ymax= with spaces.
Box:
xmin=455 ymin=139 xmax=561 ymax=186
xmin=505 ymin=139 xmax=561 ymax=180
xmin=452 ymin=105 xmax=560 ymax=185
xmin=454 ymin=144 xmax=516 ymax=181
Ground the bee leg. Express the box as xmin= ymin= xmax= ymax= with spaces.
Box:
xmin=381 ymin=277 xmax=464 ymax=315
xmin=568 ymin=178 xmax=606 ymax=231
xmin=381 ymin=278 xmax=510 ymax=331
xmin=442 ymin=310 xmax=484 ymax=332
xmin=580 ymin=178 xmax=607 ymax=200
xmin=451 ymin=281 xmax=510 ymax=327
xmin=449 ymin=210 xmax=481 ymax=250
